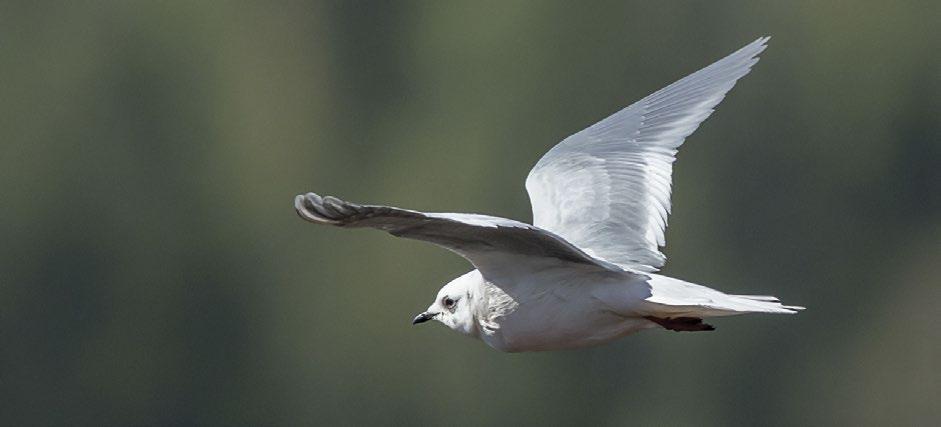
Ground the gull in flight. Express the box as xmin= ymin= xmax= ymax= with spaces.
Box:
xmin=295 ymin=37 xmax=803 ymax=352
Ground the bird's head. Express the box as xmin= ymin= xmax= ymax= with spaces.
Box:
xmin=412 ymin=271 xmax=479 ymax=336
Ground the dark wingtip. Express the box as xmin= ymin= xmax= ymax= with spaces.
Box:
xmin=294 ymin=192 xmax=342 ymax=225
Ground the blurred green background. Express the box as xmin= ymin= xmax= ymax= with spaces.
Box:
xmin=2 ymin=1 xmax=939 ymax=425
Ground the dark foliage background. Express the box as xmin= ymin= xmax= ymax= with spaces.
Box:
xmin=2 ymin=1 xmax=938 ymax=425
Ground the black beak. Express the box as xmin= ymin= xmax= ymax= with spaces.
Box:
xmin=412 ymin=311 xmax=437 ymax=325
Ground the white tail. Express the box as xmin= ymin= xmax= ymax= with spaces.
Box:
xmin=642 ymin=274 xmax=805 ymax=318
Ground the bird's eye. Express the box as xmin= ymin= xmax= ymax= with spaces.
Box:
xmin=443 ymin=297 xmax=455 ymax=309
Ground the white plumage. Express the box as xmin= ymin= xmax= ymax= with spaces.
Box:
xmin=527 ymin=37 xmax=769 ymax=272
xmin=295 ymin=37 xmax=803 ymax=352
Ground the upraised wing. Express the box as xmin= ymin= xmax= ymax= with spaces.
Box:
xmin=525 ymin=37 xmax=769 ymax=272
xmin=294 ymin=193 xmax=619 ymax=279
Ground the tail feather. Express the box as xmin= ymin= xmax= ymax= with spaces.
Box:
xmin=642 ymin=274 xmax=805 ymax=318
xmin=733 ymin=294 xmax=806 ymax=312
xmin=734 ymin=294 xmax=780 ymax=302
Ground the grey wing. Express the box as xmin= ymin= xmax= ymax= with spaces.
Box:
xmin=294 ymin=192 xmax=619 ymax=279
xmin=525 ymin=37 xmax=769 ymax=272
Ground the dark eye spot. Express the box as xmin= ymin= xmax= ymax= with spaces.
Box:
xmin=444 ymin=297 xmax=455 ymax=308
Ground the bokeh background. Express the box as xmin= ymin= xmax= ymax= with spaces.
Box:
xmin=2 ymin=1 xmax=939 ymax=425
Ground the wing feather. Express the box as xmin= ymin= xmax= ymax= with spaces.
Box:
xmin=525 ymin=37 xmax=769 ymax=271
xmin=295 ymin=193 xmax=619 ymax=279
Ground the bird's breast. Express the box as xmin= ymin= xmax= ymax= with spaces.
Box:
xmin=475 ymin=275 xmax=648 ymax=352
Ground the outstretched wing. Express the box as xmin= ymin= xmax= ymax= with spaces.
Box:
xmin=294 ymin=192 xmax=619 ymax=279
xmin=525 ymin=37 xmax=769 ymax=272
